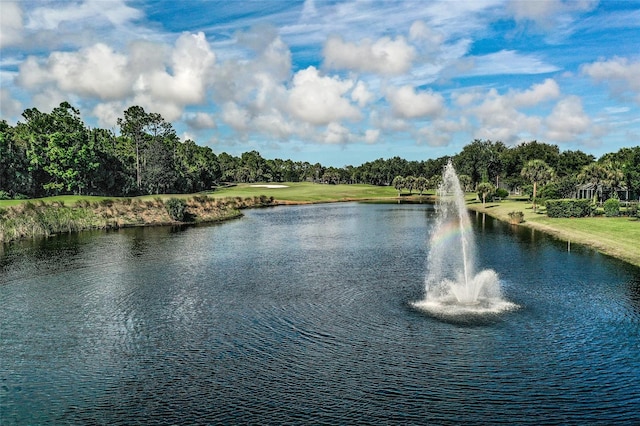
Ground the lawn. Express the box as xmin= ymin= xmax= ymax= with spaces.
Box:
xmin=467 ymin=198 xmax=640 ymax=267
xmin=0 ymin=195 xmax=119 ymax=208
xmin=0 ymin=183 xmax=400 ymax=209
xmin=207 ymin=182 xmax=400 ymax=202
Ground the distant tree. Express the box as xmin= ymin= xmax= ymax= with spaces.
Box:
xmin=457 ymin=174 xmax=472 ymax=192
xmin=429 ymin=174 xmax=442 ymax=192
xmin=118 ymin=106 xmax=151 ymax=192
xmin=42 ymin=102 xmax=99 ymax=194
xmin=577 ymin=162 xmax=609 ymax=204
xmin=602 ymin=161 xmax=625 ymax=196
xmin=502 ymin=141 xmax=560 ymax=191
xmin=175 ymin=140 xmax=220 ymax=192
xmin=0 ymin=120 xmax=31 ymax=196
xmin=392 ymin=175 xmax=405 ymax=196
xmin=521 ymin=159 xmax=554 ymax=212
xmin=405 ymin=176 xmax=417 ymax=194
xmin=143 ymin=138 xmax=176 ymax=194
xmin=557 ymin=150 xmax=595 ymax=177
xmin=415 ymin=176 xmax=429 ymax=196
xmin=455 ymin=139 xmax=489 ymax=187
xmin=476 ymin=182 xmax=495 ymax=207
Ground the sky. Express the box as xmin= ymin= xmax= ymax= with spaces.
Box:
xmin=1 ymin=0 xmax=639 ymax=167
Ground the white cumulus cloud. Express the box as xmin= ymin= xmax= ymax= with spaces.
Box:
xmin=508 ymin=0 xmax=598 ymax=30
xmin=545 ymin=95 xmax=592 ymax=142
xmin=288 ymin=66 xmax=361 ymax=125
xmin=460 ymin=79 xmax=563 ymax=143
xmin=222 ymin=102 xmax=250 ymax=132
xmin=142 ymin=32 xmax=215 ymax=105
xmin=16 ymin=31 xmax=216 ymax=122
xmin=18 ymin=43 xmax=132 ymax=100
xmin=386 ymin=85 xmax=445 ymax=119
xmin=323 ymin=122 xmax=351 ymax=144
xmin=364 ymin=129 xmax=380 ymax=144
xmin=184 ymin=112 xmax=217 ymax=130
xmin=351 ymin=81 xmax=374 ymax=107
xmin=323 ymin=35 xmax=416 ymax=75
xmin=0 ymin=88 xmax=22 ymax=120
xmin=510 ymin=78 xmax=560 ymax=107
xmin=0 ymin=1 xmax=24 ymax=47
xmin=581 ymin=57 xmax=640 ymax=104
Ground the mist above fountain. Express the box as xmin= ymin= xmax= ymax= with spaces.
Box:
xmin=413 ymin=161 xmax=517 ymax=318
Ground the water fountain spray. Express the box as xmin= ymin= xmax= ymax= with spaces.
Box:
xmin=413 ymin=161 xmax=517 ymax=317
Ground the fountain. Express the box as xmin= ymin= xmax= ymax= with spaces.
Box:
xmin=413 ymin=161 xmax=517 ymax=318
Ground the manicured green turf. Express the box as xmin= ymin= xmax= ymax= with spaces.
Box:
xmin=467 ymin=198 xmax=640 ymax=267
xmin=0 ymin=195 xmax=119 ymax=208
xmin=0 ymin=193 xmax=208 ymax=208
xmin=0 ymin=183 xmax=400 ymax=208
xmin=207 ymin=182 xmax=400 ymax=202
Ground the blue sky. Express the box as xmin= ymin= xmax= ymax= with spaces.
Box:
xmin=1 ymin=1 xmax=639 ymax=166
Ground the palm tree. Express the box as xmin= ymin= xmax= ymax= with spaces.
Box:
xmin=521 ymin=159 xmax=554 ymax=212
xmin=392 ymin=175 xmax=405 ymax=197
xmin=603 ymin=161 xmax=625 ymax=199
xmin=415 ymin=176 xmax=429 ymax=196
xmin=578 ymin=161 xmax=626 ymax=203
xmin=405 ymin=176 xmax=418 ymax=195
xmin=577 ymin=162 xmax=609 ymax=204
xmin=476 ymin=182 xmax=495 ymax=207
xmin=458 ymin=174 xmax=472 ymax=192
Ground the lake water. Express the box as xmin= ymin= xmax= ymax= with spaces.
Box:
xmin=1 ymin=203 xmax=639 ymax=424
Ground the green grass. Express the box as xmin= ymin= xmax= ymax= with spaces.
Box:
xmin=0 ymin=195 xmax=117 ymax=208
xmin=207 ymin=182 xmax=400 ymax=202
xmin=467 ymin=197 xmax=640 ymax=267
xmin=0 ymin=183 xmax=401 ymax=208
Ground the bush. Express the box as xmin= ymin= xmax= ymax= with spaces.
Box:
xmin=476 ymin=182 xmax=496 ymax=203
xmin=495 ymin=188 xmax=509 ymax=199
xmin=545 ymin=199 xmax=593 ymax=218
xmin=626 ymin=202 xmax=638 ymax=217
xmin=603 ymin=197 xmax=620 ymax=217
xmin=538 ymin=182 xmax=561 ymax=201
xmin=0 ymin=190 xmax=11 ymax=200
xmin=166 ymin=198 xmax=188 ymax=221
xmin=508 ymin=211 xmax=524 ymax=224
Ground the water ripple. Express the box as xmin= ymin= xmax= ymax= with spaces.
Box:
xmin=1 ymin=205 xmax=640 ymax=425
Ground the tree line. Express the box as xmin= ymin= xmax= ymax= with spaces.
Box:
xmin=1 ymin=102 xmax=639 ymax=202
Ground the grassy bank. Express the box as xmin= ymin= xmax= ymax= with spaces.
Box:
xmin=0 ymin=183 xmax=402 ymax=243
xmin=466 ymin=198 xmax=640 ymax=267
xmin=0 ymin=195 xmax=274 ymax=243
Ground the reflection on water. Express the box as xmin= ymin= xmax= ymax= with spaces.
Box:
xmin=1 ymin=203 xmax=639 ymax=425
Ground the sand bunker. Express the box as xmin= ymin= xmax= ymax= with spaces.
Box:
xmin=249 ymin=184 xmax=289 ymax=188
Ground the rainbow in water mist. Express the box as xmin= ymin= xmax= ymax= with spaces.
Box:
xmin=412 ymin=161 xmax=518 ymax=320
xmin=428 ymin=217 xmax=472 ymax=251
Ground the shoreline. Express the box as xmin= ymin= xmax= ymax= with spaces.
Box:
xmin=0 ymin=196 xmax=271 ymax=244
xmin=466 ymin=201 xmax=640 ymax=268
xmin=2 ymin=193 xmax=638 ymax=269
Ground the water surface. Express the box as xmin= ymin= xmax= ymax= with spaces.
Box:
xmin=1 ymin=203 xmax=639 ymax=424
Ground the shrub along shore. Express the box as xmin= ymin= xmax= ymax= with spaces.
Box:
xmin=0 ymin=195 xmax=277 ymax=243
xmin=1 ymin=182 xmax=639 ymax=268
